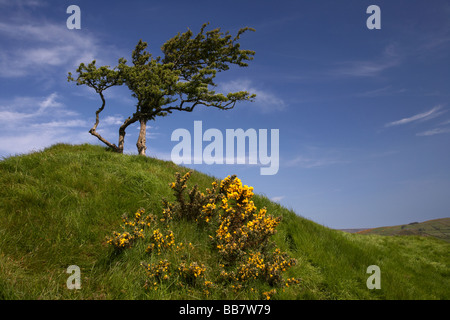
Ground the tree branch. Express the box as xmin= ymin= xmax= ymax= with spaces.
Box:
xmin=159 ymin=96 xmax=240 ymax=115
xmin=88 ymin=91 xmax=120 ymax=151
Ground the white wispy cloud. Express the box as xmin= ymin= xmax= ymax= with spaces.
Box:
xmin=286 ymin=155 xmax=347 ymax=168
xmin=354 ymin=86 xmax=408 ymax=98
xmin=416 ymin=127 xmax=450 ymax=137
xmin=40 ymin=92 xmax=61 ymax=107
xmin=0 ymin=0 xmax=44 ymax=7
xmin=30 ymin=119 xmax=88 ymax=129
xmin=355 ymin=86 xmax=393 ymax=97
xmin=0 ymin=92 xmax=91 ymax=157
xmin=0 ymin=17 xmax=113 ymax=78
xmin=0 ymin=92 xmax=69 ymax=123
xmin=333 ymin=60 xmax=397 ymax=78
xmin=285 ymin=145 xmax=351 ymax=169
xmin=103 ymin=115 xmax=125 ymax=126
xmin=270 ymin=195 xmax=285 ymax=202
xmin=331 ymin=44 xmax=401 ymax=78
xmin=1 ymin=129 xmax=90 ymax=157
xmin=385 ymin=105 xmax=445 ymax=127
xmin=0 ymin=91 xmax=162 ymax=157
xmin=219 ymin=79 xmax=286 ymax=113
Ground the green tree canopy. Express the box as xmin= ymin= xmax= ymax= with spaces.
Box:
xmin=68 ymin=23 xmax=256 ymax=155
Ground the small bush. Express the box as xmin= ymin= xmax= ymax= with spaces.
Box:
xmin=106 ymin=171 xmax=300 ymax=299
xmin=106 ymin=208 xmax=155 ymax=250
xmin=145 ymin=229 xmax=175 ymax=255
xmin=141 ymin=259 xmax=171 ymax=291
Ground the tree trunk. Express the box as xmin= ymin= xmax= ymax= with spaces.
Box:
xmin=118 ymin=113 xmax=139 ymax=154
xmin=136 ymin=118 xmax=147 ymax=156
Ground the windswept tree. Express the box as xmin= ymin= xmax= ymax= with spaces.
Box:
xmin=68 ymin=23 xmax=255 ymax=155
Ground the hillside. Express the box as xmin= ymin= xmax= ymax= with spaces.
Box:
xmin=357 ymin=218 xmax=450 ymax=242
xmin=0 ymin=144 xmax=449 ymax=300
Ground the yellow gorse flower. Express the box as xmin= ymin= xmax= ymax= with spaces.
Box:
xmin=108 ymin=172 xmax=300 ymax=299
xmin=106 ymin=208 xmax=155 ymax=250
xmin=146 ymin=228 xmax=176 ymax=254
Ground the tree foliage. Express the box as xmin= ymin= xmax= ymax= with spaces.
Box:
xmin=68 ymin=23 xmax=255 ymax=155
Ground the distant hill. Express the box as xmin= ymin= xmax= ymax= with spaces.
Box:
xmin=356 ymin=218 xmax=450 ymax=242
xmin=338 ymin=228 xmax=368 ymax=234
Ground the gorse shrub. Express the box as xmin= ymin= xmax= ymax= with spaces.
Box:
xmin=145 ymin=228 xmax=175 ymax=255
xmin=212 ymin=175 xmax=282 ymax=263
xmin=141 ymin=259 xmax=171 ymax=291
xmin=106 ymin=208 xmax=155 ymax=249
xmin=178 ymin=261 xmax=207 ymax=285
xmin=168 ymin=171 xmax=219 ymax=223
xmin=106 ymin=171 xmax=300 ymax=299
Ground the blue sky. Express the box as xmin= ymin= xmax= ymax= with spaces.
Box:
xmin=0 ymin=0 xmax=449 ymax=229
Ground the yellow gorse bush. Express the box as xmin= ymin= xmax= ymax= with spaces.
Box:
xmin=236 ymin=251 xmax=266 ymax=281
xmin=106 ymin=208 xmax=155 ymax=249
xmin=106 ymin=171 xmax=300 ymax=299
xmin=178 ymin=261 xmax=207 ymax=285
xmin=146 ymin=228 xmax=175 ymax=255
xmin=141 ymin=259 xmax=171 ymax=291
xmin=212 ymin=175 xmax=282 ymax=262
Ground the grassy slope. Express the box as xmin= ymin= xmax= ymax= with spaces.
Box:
xmin=0 ymin=144 xmax=448 ymax=300
xmin=357 ymin=218 xmax=450 ymax=243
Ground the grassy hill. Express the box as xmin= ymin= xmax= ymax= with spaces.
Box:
xmin=357 ymin=218 xmax=450 ymax=242
xmin=0 ymin=144 xmax=449 ymax=300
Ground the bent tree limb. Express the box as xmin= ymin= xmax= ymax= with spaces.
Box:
xmin=88 ymin=91 xmax=120 ymax=152
xmin=68 ymin=61 xmax=124 ymax=153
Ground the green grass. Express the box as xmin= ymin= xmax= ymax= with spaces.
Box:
xmin=0 ymin=143 xmax=449 ymax=299
xmin=357 ymin=218 xmax=450 ymax=242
